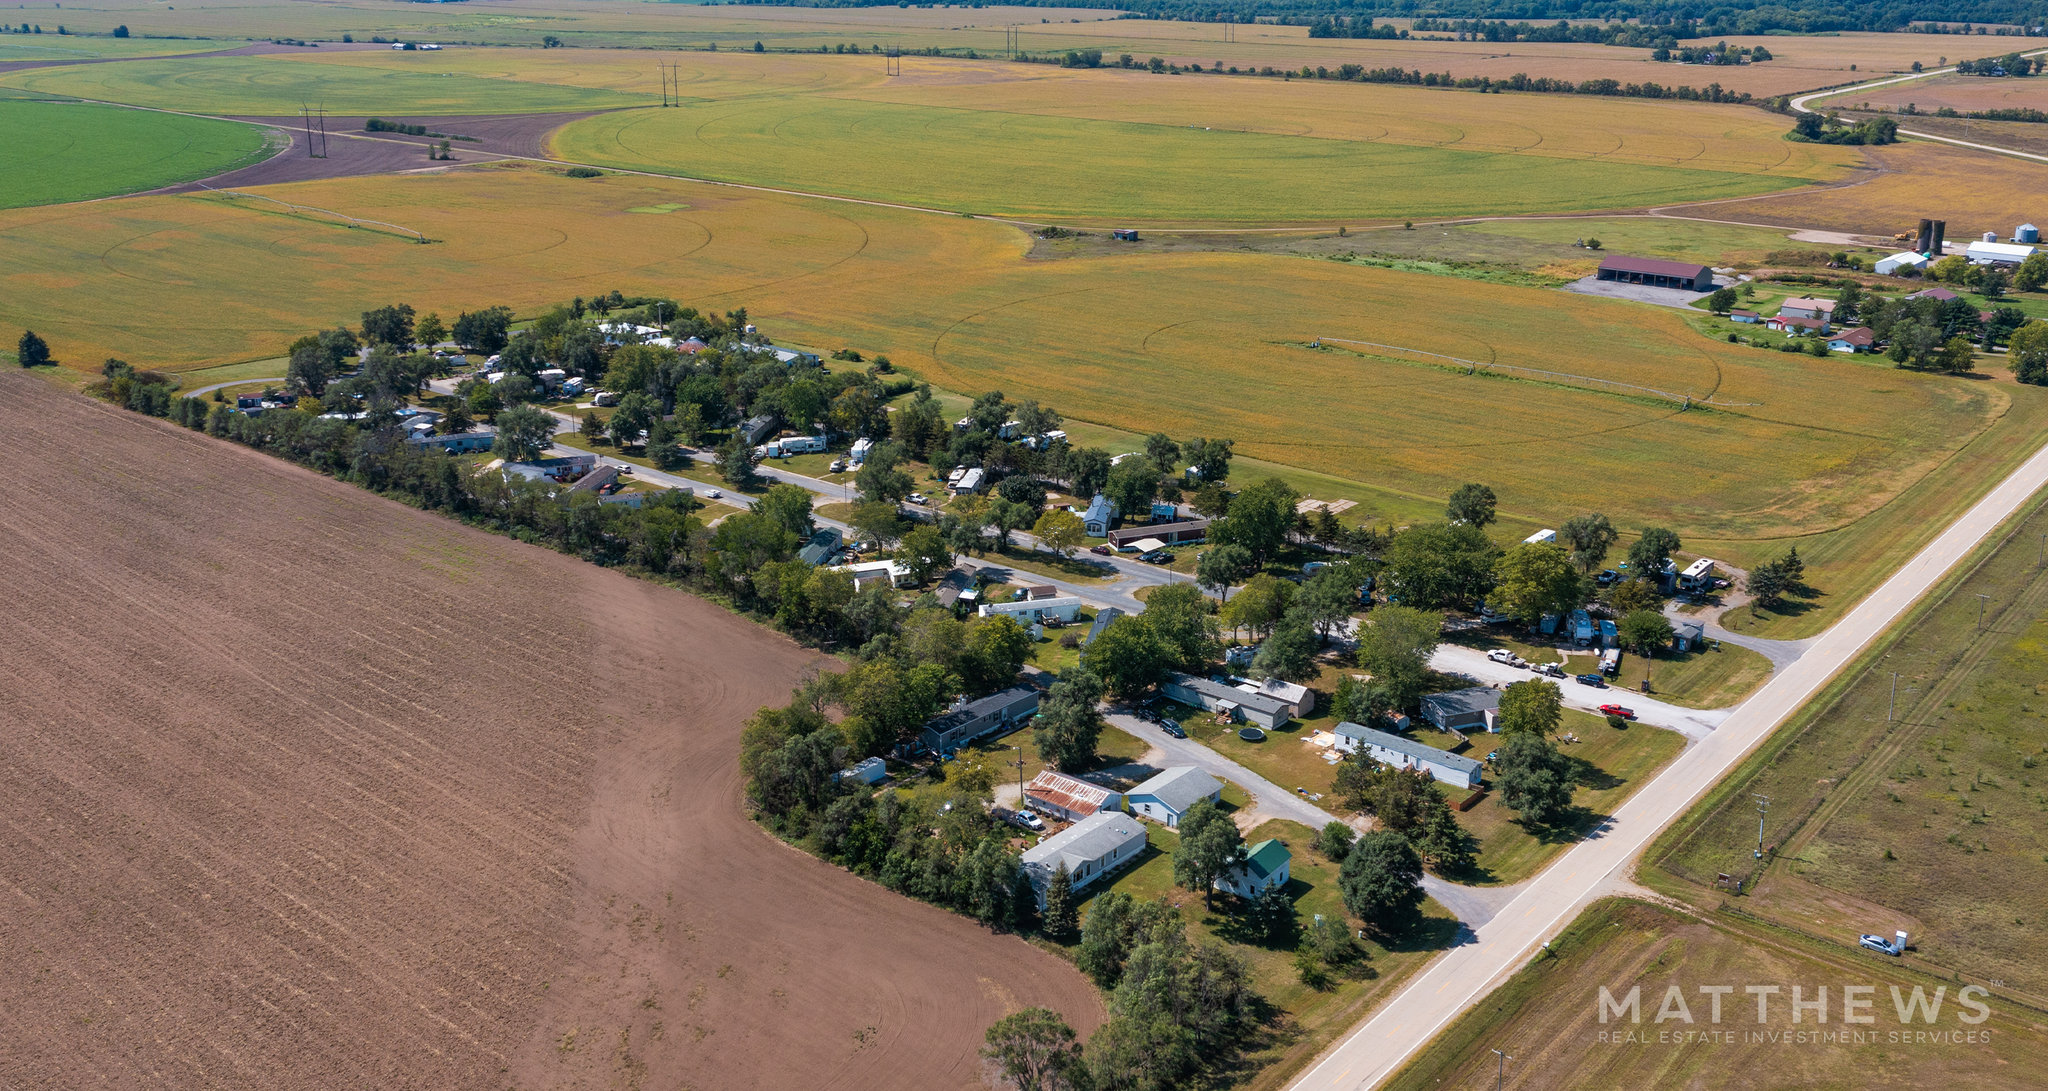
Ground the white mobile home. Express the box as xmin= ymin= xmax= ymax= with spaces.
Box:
xmin=978 ymin=596 xmax=1082 ymax=625
xmin=1021 ymin=811 xmax=1148 ymax=906
xmin=1331 ymin=721 xmax=1483 ymax=789
xmin=1160 ymin=672 xmax=1291 ymax=730
xmin=1126 ymin=766 xmax=1223 ymax=828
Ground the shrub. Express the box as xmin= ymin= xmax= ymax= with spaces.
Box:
xmin=564 ymin=166 xmax=603 ymax=179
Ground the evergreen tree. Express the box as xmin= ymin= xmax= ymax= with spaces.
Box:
xmin=16 ymin=329 xmax=51 ymax=368
xmin=1042 ymin=863 xmax=1079 ymax=942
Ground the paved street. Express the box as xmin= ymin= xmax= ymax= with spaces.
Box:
xmin=1289 ymin=439 xmax=2048 ymax=1091
xmin=1427 ymin=645 xmax=1729 ymax=741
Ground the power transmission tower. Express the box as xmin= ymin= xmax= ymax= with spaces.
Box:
xmin=885 ymin=48 xmax=901 ymax=76
xmin=1223 ymin=21 xmax=1236 ymax=43
xmin=300 ymin=104 xmax=315 ymax=158
xmin=310 ymin=105 xmax=328 ymax=158
xmin=1006 ymin=25 xmax=1019 ymax=57
xmin=660 ymin=61 xmax=680 ymax=106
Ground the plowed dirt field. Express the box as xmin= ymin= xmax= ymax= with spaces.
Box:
xmin=0 ymin=371 xmax=1101 ymax=1089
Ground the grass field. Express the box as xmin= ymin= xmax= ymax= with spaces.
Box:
xmin=1654 ymin=486 xmax=2048 ymax=1001
xmin=0 ymin=36 xmax=226 ymax=61
xmin=3 ymin=165 xmax=2040 ymax=640
xmin=1386 ymin=897 xmax=2048 ymax=1091
xmin=0 ymin=98 xmax=273 ymax=207
xmin=0 ymin=52 xmax=658 ymax=115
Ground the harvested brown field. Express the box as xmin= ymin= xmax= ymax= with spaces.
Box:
xmin=1815 ymin=71 xmax=2048 ymax=115
xmin=1662 ymin=139 xmax=2048 ymax=240
xmin=0 ymin=369 xmax=1101 ymax=1089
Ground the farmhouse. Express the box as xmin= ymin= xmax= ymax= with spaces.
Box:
xmin=1161 ymin=672 xmax=1291 ymax=730
xmin=1594 ymin=254 xmax=1714 ymax=291
xmin=1107 ymin=518 xmax=1210 ymax=550
xmin=978 ymin=596 xmax=1082 ymax=625
xmin=1127 ymin=766 xmax=1223 ymax=828
xmin=1021 ymin=811 xmax=1148 ymax=905
xmin=1215 ymin=839 xmax=1292 ymax=899
xmin=1024 ymin=769 xmax=1123 ymax=821
xmin=1331 ymin=721 xmax=1484 ymax=789
xmin=1777 ymin=297 xmax=1837 ymax=321
xmin=917 ymin=685 xmax=1042 ymax=754
xmin=1419 ymin=686 xmax=1500 ymax=732
xmin=1875 ymin=251 xmax=1930 ymax=276
xmin=1826 ymin=327 xmax=1876 ymax=354
xmin=1083 ymin=494 xmax=1118 ymax=536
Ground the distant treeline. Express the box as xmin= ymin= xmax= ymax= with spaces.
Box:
xmin=750 ymin=0 xmax=2048 ymax=37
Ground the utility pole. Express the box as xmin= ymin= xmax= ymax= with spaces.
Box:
xmin=1753 ymin=794 xmax=1771 ymax=859
xmin=1492 ymin=1049 xmax=1511 ymax=1091
xmin=1976 ymin=593 xmax=1992 ymax=630
xmin=1889 ymin=672 xmax=1899 ymax=722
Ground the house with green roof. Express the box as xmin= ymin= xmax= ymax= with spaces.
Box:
xmin=1214 ymin=838 xmax=1292 ymax=899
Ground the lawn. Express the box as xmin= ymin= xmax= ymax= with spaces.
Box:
xmin=1611 ymin=639 xmax=1774 ymax=709
xmin=0 ymin=98 xmax=273 ymax=209
xmin=971 ymin=720 xmax=1152 ymax=789
xmin=0 ymin=53 xmax=659 ymax=116
xmin=1653 ymin=485 xmax=2048 ymax=998
xmin=1385 ymin=897 xmax=2048 ymax=1091
xmin=1073 ymin=816 xmax=1462 ymax=1090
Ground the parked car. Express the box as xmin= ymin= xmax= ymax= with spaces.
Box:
xmin=1139 ymin=550 xmax=1174 ymax=564
xmin=1487 ymin=649 xmax=1517 ymax=665
xmin=703 ymin=489 xmax=722 ymax=499
xmin=829 ymin=459 xmax=847 ymax=473
xmin=1596 ymin=569 xmax=1619 ymax=586
xmin=1091 ymin=544 xmax=1115 ymax=556
xmin=1597 ymin=704 xmax=1636 ymax=720
xmin=1576 ymin=673 xmax=1607 ymax=688
xmin=908 ymin=492 xmax=930 ymax=505
xmin=1537 ymin=663 xmax=1567 ymax=678
xmin=1162 ymin=721 xmax=1186 ymax=739
xmin=1011 ymin=810 xmax=1045 ymax=832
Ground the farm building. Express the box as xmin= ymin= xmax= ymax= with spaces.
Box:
xmin=1082 ymin=494 xmax=1118 ymax=536
xmin=1127 ymin=766 xmax=1223 ymax=828
xmin=1967 ymin=240 xmax=2034 ymax=265
xmin=1674 ymin=619 xmax=1706 ymax=652
xmin=917 ymin=685 xmax=1042 ymax=754
xmin=1419 ymin=686 xmax=1501 ymax=732
xmin=1777 ymin=297 xmax=1837 ymax=321
xmin=407 ymin=429 xmax=498 ymax=454
xmin=797 ymin=527 xmax=844 ymax=566
xmin=1594 ymin=254 xmax=1714 ymax=291
xmin=1235 ymin=676 xmax=1315 ymax=718
xmin=1729 ymin=309 xmax=1760 ymax=323
xmin=1107 ymin=518 xmax=1210 ymax=550
xmin=1826 ymin=327 xmax=1876 ymax=354
xmin=1025 ymin=769 xmax=1123 ymax=821
xmin=1215 ymin=839 xmax=1292 ymax=899
xmin=1021 ymin=811 xmax=1148 ymax=905
xmin=978 ymin=596 xmax=1082 ymax=625
xmin=1331 ymin=722 xmax=1483 ymax=789
xmin=1874 ymin=251 xmax=1930 ymax=276
xmin=1083 ymin=607 xmax=1124 ymax=646
xmin=1906 ymin=287 xmax=1959 ymax=302
xmin=2019 ymin=223 xmax=2041 ymax=245
xmin=1161 ymin=672 xmax=1291 ymax=730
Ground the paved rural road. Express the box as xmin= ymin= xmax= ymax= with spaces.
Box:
xmin=1106 ymin=711 xmax=1528 ymax=928
xmin=181 ymin=377 xmax=284 ymax=399
xmin=1427 ymin=645 xmax=1730 ymax=742
xmin=1790 ymin=53 xmax=2048 ymax=164
xmin=1289 ymin=439 xmax=2048 ymax=1090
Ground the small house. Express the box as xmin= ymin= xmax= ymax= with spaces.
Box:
xmin=1777 ymin=297 xmax=1838 ymax=321
xmin=1082 ymin=493 xmax=1118 ymax=537
xmin=834 ymin=757 xmax=888 ymax=786
xmin=1826 ymin=327 xmax=1876 ymax=354
xmin=1215 ymin=839 xmax=1291 ymax=899
xmin=1674 ymin=619 xmax=1705 ymax=652
xmin=1235 ymin=676 xmax=1315 ymax=718
xmin=1021 ymin=811 xmax=1147 ymax=905
xmin=978 ymin=596 xmax=1082 ymax=625
xmin=1906 ymin=287 xmax=1959 ymax=303
xmin=1127 ymin=766 xmax=1223 ymax=828
xmin=917 ymin=685 xmax=1042 ymax=754
xmin=1023 ymin=584 xmax=1060 ymax=601
xmin=1764 ymin=315 xmax=1830 ymax=335
xmin=1106 ymin=518 xmax=1210 ymax=550
xmin=1419 ymin=686 xmax=1501 ymax=732
xmin=740 ymin=413 xmax=780 ymax=446
xmin=407 ymin=430 xmax=498 ymax=454
xmin=830 ymin=558 xmax=914 ymax=589
xmin=1595 ymin=254 xmax=1714 ymax=291
xmin=1161 ymin=672 xmax=1290 ymax=730
xmin=798 ymin=527 xmax=844 ymax=566
xmin=950 ymin=468 xmax=986 ymax=495
xmin=1025 ymin=769 xmax=1123 ymax=821
xmin=1331 ymin=722 xmax=1483 ymax=789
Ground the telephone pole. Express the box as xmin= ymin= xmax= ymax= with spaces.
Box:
xmin=1888 ymin=672 xmax=1899 ymax=722
xmin=1976 ymin=593 xmax=1992 ymax=630
xmin=1753 ymin=795 xmax=1771 ymax=859
xmin=1492 ymin=1049 xmax=1511 ymax=1091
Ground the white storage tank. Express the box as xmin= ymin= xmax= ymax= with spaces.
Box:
xmin=2018 ymin=223 xmax=2041 ymax=244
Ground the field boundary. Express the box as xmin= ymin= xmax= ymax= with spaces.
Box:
xmin=1312 ymin=335 xmax=1761 ymax=407
xmin=191 ymin=181 xmax=429 ymax=241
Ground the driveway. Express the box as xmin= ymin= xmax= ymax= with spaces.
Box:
xmin=1428 ymin=645 xmax=1729 ymax=740
xmin=1663 ymin=600 xmax=1814 ymax=671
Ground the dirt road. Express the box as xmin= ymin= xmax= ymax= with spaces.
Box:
xmin=0 ymin=371 xmax=1101 ymax=1089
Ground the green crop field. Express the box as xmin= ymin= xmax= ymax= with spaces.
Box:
xmin=1654 ymin=488 xmax=2048 ymax=999
xmin=0 ymin=54 xmax=658 ymax=116
xmin=0 ymin=98 xmax=273 ymax=208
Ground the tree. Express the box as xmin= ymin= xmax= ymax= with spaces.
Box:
xmin=285 ymin=345 xmax=330 ymax=395
xmin=15 ymin=329 xmax=51 ymax=368
xmin=360 ymin=303 xmax=416 ymax=350
xmin=415 ymin=312 xmax=447 ymax=350
xmin=1381 ymin=522 xmax=1498 ymax=609
xmin=2016 ymin=251 xmax=2048 ymax=292
xmin=1210 ymin=477 xmax=1299 ymax=563
xmin=1496 ymin=679 xmax=1562 ymax=737
xmin=1618 ymin=609 xmax=1674 ymax=655
xmin=1937 ymin=335 xmax=1976 ymax=374
xmin=755 ymin=483 xmax=817 ymax=541
xmin=1102 ymin=455 xmax=1159 ymax=516
xmin=1354 ymin=605 xmax=1441 ymax=711
xmin=2010 ymin=321 xmax=2048 ymax=385
xmin=1745 ymin=559 xmax=1790 ymax=611
xmin=991 ymin=497 xmax=1038 ymax=549
xmin=579 ymin=410 xmax=604 ymax=442
xmin=855 ymin=440 xmax=913 ymax=503
xmin=1705 ymin=286 xmax=1738 ymax=313
xmin=1042 ymin=865 xmax=1081 ymax=943
xmin=1296 ymin=565 xmax=1359 ymax=643
xmin=437 ymin=400 xmax=473 ymax=434
xmin=1315 ymin=821 xmax=1355 ymax=861
xmin=1184 ymin=436 xmax=1234 ymax=483
xmin=1032 ymin=508 xmax=1085 ymax=557
xmin=1560 ymin=512 xmax=1618 ymax=573
xmin=898 ymin=524 xmax=954 ymax=584
xmin=1143 ymin=432 xmax=1181 ymax=469
xmin=1196 ymin=543 xmax=1256 ymax=603
xmin=1607 ymin=576 xmax=1661 ymax=615
xmin=850 ymin=501 xmax=907 ymax=549
xmin=1220 ymin=573 xmax=1295 ymax=639
xmin=1035 ymin=669 xmax=1106 ymax=773
xmin=1411 ymin=803 xmax=1475 ymax=874
xmin=1172 ymin=799 xmax=1245 ymax=908
xmin=466 ymin=382 xmax=502 ymax=421
xmin=1490 ymin=542 xmax=1585 ymax=625
xmin=491 ymin=404 xmax=554 ymax=461
xmin=1445 ymin=482 xmax=1498 ymax=527
xmin=607 ymin=392 xmax=656 ymax=448
xmin=1330 ymin=674 xmax=1394 ymax=728
xmin=982 ymin=1008 xmax=1087 ymax=1091
xmin=718 ymin=438 xmax=760 ymax=488
xmin=1141 ymin=582 xmax=1217 ymax=671
xmin=451 ymin=305 xmax=513 ymax=353
xmin=1251 ymin=611 xmax=1318 ymax=681
xmin=1626 ymin=527 xmax=1681 ymax=584
xmin=1338 ymin=831 xmax=1425 ymax=937
xmin=1494 ymin=732 xmax=1575 ymax=827
xmin=1084 ymin=615 xmax=1169 ymax=699
xmin=963 ymin=614 xmax=1033 ymax=692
